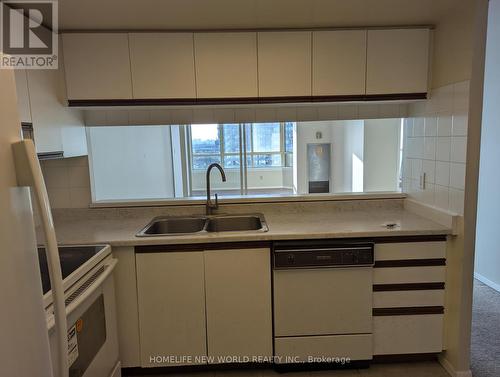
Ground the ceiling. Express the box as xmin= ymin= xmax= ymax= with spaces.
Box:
xmin=56 ymin=0 xmax=473 ymax=31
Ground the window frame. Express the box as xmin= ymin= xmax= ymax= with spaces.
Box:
xmin=189 ymin=122 xmax=293 ymax=170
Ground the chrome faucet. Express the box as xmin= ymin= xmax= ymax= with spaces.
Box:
xmin=206 ymin=163 xmax=226 ymax=215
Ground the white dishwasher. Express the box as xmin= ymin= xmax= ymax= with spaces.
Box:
xmin=273 ymin=240 xmax=374 ymax=367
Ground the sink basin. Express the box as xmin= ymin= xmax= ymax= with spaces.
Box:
xmin=136 ymin=213 xmax=268 ymax=236
xmin=206 ymin=214 xmax=268 ymax=232
xmin=137 ymin=216 xmax=207 ymax=236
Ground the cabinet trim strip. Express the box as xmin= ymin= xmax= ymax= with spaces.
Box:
xmin=372 ymin=353 xmax=439 ymax=362
xmin=135 ymin=241 xmax=272 ymax=253
xmin=372 ymin=306 xmax=444 ymax=316
xmin=67 ymin=92 xmax=427 ymax=107
xmin=373 ymin=282 xmax=445 ymax=291
xmin=374 ymin=258 xmax=446 ymax=268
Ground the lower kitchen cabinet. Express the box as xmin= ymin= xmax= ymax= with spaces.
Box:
xmin=373 ymin=314 xmax=444 ymax=355
xmin=274 ymin=334 xmax=373 ymax=363
xmin=135 ymin=247 xmax=272 ymax=368
xmin=204 ymin=248 xmax=272 ymax=362
xmin=136 ymin=251 xmax=207 ymax=367
xmin=373 ymin=241 xmax=446 ymax=356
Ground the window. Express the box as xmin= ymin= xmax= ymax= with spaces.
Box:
xmin=189 ymin=122 xmax=293 ymax=170
xmin=86 ymin=119 xmax=402 ymax=203
xmin=191 ymin=124 xmax=221 ymax=169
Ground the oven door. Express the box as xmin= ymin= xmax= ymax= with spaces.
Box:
xmin=48 ymin=258 xmax=120 ymax=377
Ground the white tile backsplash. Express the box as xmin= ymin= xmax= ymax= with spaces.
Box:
xmin=435 ymin=161 xmax=451 ymax=187
xmin=403 ymin=80 xmax=469 ymax=215
xmin=449 ymin=188 xmax=465 ymax=214
xmin=128 ymin=110 xmax=152 ymax=125
xmin=413 ymin=117 xmax=425 ymax=136
xmin=436 ymin=137 xmax=451 ymax=162
xmin=424 ymin=116 xmax=437 ymax=136
xmin=423 ymin=137 xmax=436 ymax=160
xmin=106 ymin=110 xmax=129 ymax=125
xmin=149 ymin=109 xmax=172 ymax=124
xmin=452 ymin=113 xmax=468 ymax=136
xmin=437 ymin=112 xmax=452 ymax=137
xmin=338 ymin=104 xmax=359 ymax=119
xmin=411 ymin=159 xmax=423 ymax=180
xmin=255 ymin=107 xmax=277 ymax=122
xmin=422 ymin=160 xmax=436 ymax=184
xmin=449 ymin=163 xmax=466 ymax=190
xmin=296 ymin=106 xmax=318 ymax=121
xmin=434 ymin=185 xmax=450 ymax=209
xmin=450 ymin=136 xmax=467 ymax=163
xmin=41 ymin=156 xmax=92 ymax=209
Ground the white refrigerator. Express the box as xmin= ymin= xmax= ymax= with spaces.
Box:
xmin=0 ymin=69 xmax=68 ymax=376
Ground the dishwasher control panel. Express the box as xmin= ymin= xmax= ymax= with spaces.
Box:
xmin=273 ymin=242 xmax=374 ymax=269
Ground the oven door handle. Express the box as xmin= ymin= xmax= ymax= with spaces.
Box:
xmin=65 ymin=258 xmax=118 ymax=317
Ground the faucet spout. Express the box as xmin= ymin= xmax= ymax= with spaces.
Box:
xmin=206 ymin=163 xmax=226 ymax=215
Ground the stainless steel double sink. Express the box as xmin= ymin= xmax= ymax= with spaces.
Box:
xmin=136 ymin=213 xmax=268 ymax=236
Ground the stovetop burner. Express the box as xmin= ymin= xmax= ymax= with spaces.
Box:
xmin=37 ymin=245 xmax=106 ymax=295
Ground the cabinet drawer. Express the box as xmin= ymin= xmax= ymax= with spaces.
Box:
xmin=275 ymin=334 xmax=372 ymax=363
xmin=373 ymin=315 xmax=443 ymax=355
xmin=373 ymin=290 xmax=444 ymax=308
xmin=373 ymin=266 xmax=445 ymax=284
xmin=375 ymin=242 xmax=446 ymax=261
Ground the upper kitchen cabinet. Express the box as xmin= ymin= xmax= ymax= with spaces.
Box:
xmin=14 ymin=71 xmax=32 ymax=124
xmin=62 ymin=33 xmax=133 ymax=100
xmin=366 ymin=28 xmax=430 ymax=95
xmin=312 ymin=30 xmax=367 ymax=96
xmin=194 ymin=32 xmax=258 ymax=98
xmin=13 ymin=41 xmax=87 ymax=158
xmin=129 ymin=33 xmax=196 ymax=99
xmin=258 ymin=31 xmax=312 ymax=97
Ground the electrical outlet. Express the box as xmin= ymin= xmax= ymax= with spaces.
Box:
xmin=419 ymin=172 xmax=427 ymax=189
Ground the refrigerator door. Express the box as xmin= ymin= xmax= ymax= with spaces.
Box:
xmin=0 ymin=69 xmax=54 ymax=376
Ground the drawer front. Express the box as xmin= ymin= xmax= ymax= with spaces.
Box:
xmin=275 ymin=334 xmax=373 ymax=363
xmin=273 ymin=267 xmax=372 ymax=336
xmin=373 ymin=315 xmax=443 ymax=355
xmin=373 ymin=266 xmax=445 ymax=284
xmin=375 ymin=242 xmax=446 ymax=261
xmin=373 ymin=290 xmax=444 ymax=308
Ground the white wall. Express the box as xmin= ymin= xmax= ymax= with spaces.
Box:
xmin=475 ymin=0 xmax=500 ymax=289
xmin=88 ymin=126 xmax=175 ymax=201
xmin=343 ymin=121 xmax=364 ymax=192
xmin=364 ymin=119 xmax=400 ymax=192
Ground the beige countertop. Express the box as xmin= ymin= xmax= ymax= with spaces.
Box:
xmin=46 ymin=200 xmax=452 ymax=247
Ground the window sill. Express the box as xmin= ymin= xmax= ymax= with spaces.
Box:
xmin=89 ymin=191 xmax=406 ymax=209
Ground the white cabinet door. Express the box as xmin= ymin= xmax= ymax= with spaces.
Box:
xmin=204 ymin=248 xmax=272 ymax=361
xmin=26 ymin=57 xmax=87 ymax=157
xmin=62 ymin=33 xmax=133 ymax=100
xmin=136 ymin=252 xmax=207 ymax=367
xmin=258 ymin=31 xmax=312 ymax=97
xmin=312 ymin=30 xmax=367 ymax=96
xmin=112 ymin=247 xmax=140 ymax=368
xmin=366 ymin=28 xmax=430 ymax=94
xmin=14 ymin=70 xmax=32 ymax=123
xmin=194 ymin=32 xmax=258 ymax=98
xmin=129 ymin=33 xmax=196 ymax=99
xmin=373 ymin=315 xmax=443 ymax=355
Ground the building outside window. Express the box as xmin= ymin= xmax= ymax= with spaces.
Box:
xmin=190 ymin=122 xmax=294 ymax=170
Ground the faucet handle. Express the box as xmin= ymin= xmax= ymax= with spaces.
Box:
xmin=214 ymin=193 xmax=219 ymax=208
